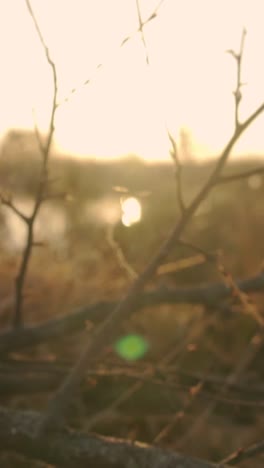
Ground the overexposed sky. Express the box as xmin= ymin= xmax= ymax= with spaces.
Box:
xmin=1 ymin=0 xmax=264 ymax=161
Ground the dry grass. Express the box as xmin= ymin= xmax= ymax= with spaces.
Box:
xmin=1 ymin=149 xmax=264 ymax=466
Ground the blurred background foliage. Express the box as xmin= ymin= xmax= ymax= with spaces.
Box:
xmin=1 ymin=130 xmax=264 ymax=466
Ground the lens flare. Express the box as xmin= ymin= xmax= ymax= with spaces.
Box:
xmin=121 ymin=197 xmax=141 ymax=227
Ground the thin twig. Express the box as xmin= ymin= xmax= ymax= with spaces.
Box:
xmin=85 ymin=323 xmax=200 ymax=432
xmin=220 ymin=438 xmax=264 ymax=465
xmin=216 ymin=252 xmax=264 ymax=326
xmin=227 ymin=28 xmax=247 ymax=129
xmin=168 ymin=130 xmax=186 ymax=214
xmin=152 ymin=327 xmax=210 ymax=444
xmin=0 ymin=195 xmax=29 ymax=223
xmin=178 ymin=239 xmax=218 ymax=264
xmin=61 ymin=0 xmax=166 ymax=104
xmin=217 ymin=165 xmax=264 ymax=184
xmin=176 ymin=331 xmax=264 ymax=449
xmin=106 ymin=224 xmax=138 ymax=280
xmin=136 ymin=0 xmax=150 ymax=64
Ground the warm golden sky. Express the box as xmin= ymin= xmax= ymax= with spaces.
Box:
xmin=1 ymin=0 xmax=264 ymax=161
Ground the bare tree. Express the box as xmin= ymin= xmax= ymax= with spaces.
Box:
xmin=0 ymin=2 xmax=264 ymax=467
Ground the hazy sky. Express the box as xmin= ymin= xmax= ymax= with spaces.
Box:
xmin=1 ymin=0 xmax=264 ymax=161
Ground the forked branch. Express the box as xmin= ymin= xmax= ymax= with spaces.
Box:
xmin=11 ymin=0 xmax=58 ymax=329
xmin=38 ymin=31 xmax=264 ymax=434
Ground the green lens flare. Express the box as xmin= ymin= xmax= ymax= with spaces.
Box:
xmin=114 ymin=334 xmax=149 ymax=361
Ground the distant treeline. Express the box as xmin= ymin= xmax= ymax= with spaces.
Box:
xmin=0 ymin=129 xmax=263 ymax=202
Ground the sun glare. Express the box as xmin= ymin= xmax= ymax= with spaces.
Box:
xmin=1 ymin=1 xmax=264 ymax=160
xmin=121 ymin=197 xmax=142 ymax=227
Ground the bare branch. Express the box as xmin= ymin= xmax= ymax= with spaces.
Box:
xmin=61 ymin=0 xmax=166 ymax=104
xmin=217 ymin=165 xmax=264 ymax=184
xmin=84 ymin=379 xmax=143 ymax=431
xmin=177 ymin=240 xmax=218 ymax=264
xmin=106 ymin=224 xmax=138 ymax=280
xmin=2 ymin=358 xmax=264 ymax=401
xmin=216 ymin=253 xmax=264 ymax=326
xmin=38 ymin=23 xmax=264 ymax=428
xmin=4 ymin=17 xmax=263 ymax=466
xmin=220 ymin=438 xmax=264 ymax=465
xmin=0 ymin=269 xmax=263 ymax=355
xmin=227 ymin=28 xmax=247 ymax=129
xmin=176 ymin=331 xmax=263 ymax=449
xmin=0 ymin=406 xmax=227 ymax=468
xmin=136 ymin=0 xmax=150 ymax=64
xmin=11 ymin=0 xmax=58 ymax=329
xmin=0 ymin=195 xmax=29 ymax=224
xmin=84 ymin=324 xmax=194 ymax=432
xmin=168 ymin=130 xmax=186 ymax=214
xmin=37 ymin=88 xmax=264 ymax=431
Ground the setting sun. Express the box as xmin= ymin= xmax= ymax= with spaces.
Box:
xmin=121 ymin=197 xmax=142 ymax=226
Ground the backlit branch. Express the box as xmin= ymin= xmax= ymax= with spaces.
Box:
xmin=227 ymin=28 xmax=247 ymax=129
xmin=38 ymin=29 xmax=264 ymax=432
xmin=136 ymin=0 xmax=150 ymax=64
xmin=9 ymin=0 xmax=58 ymax=329
xmin=168 ymin=131 xmax=186 ymax=214
xmin=0 ymin=269 xmax=263 ymax=355
xmin=61 ymin=0 xmax=166 ymax=104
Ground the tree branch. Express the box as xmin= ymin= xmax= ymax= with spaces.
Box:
xmin=0 ymin=271 xmax=263 ymax=355
xmin=217 ymin=165 xmax=264 ymax=184
xmin=0 ymin=406 xmax=228 ymax=468
xmin=39 ymin=91 xmax=264 ymax=431
xmin=12 ymin=0 xmax=58 ymax=329
xmin=220 ymin=438 xmax=264 ymax=466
